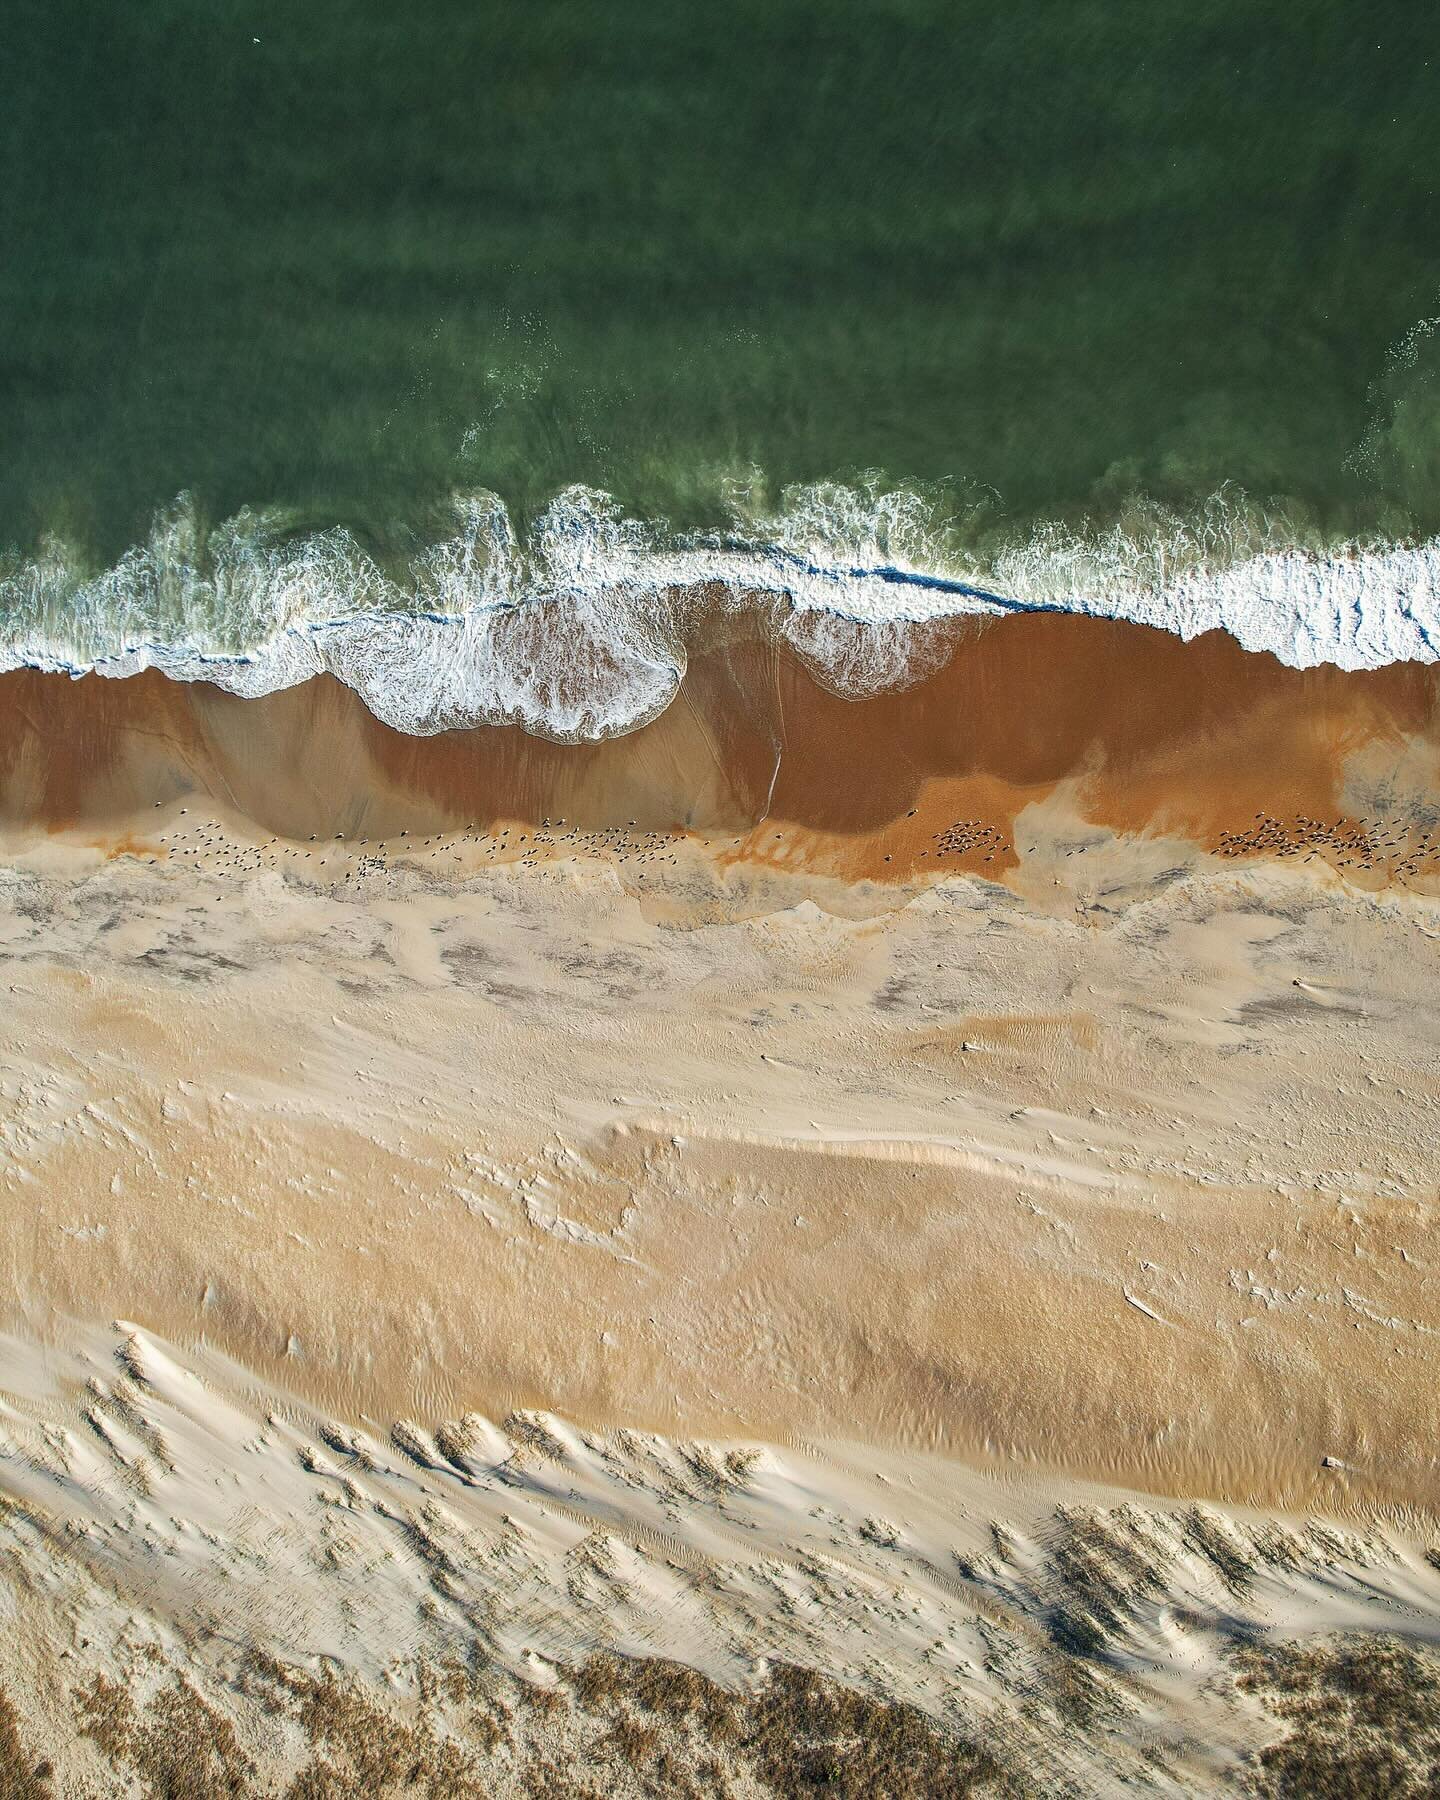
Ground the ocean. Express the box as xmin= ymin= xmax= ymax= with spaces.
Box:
xmin=3 ymin=0 xmax=1437 ymax=733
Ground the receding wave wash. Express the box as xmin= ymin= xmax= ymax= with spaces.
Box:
xmin=2 ymin=486 xmax=1438 ymax=739
xmin=3 ymin=0 xmax=1437 ymax=733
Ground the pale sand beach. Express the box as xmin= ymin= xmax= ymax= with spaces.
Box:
xmin=0 ymin=617 xmax=1438 ymax=1791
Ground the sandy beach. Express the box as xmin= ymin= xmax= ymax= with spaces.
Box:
xmin=0 ymin=614 xmax=1436 ymax=1789
xmin=6 ymin=0 xmax=1439 ymax=1780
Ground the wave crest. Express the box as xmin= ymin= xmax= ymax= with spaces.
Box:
xmin=1 ymin=479 xmax=1436 ymax=740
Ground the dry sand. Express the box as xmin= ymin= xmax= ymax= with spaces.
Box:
xmin=0 ymin=615 xmax=1438 ymax=1792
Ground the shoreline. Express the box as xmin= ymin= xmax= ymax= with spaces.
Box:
xmin=2 ymin=610 xmax=1438 ymax=892
xmin=5 ymin=491 xmax=1440 ymax=721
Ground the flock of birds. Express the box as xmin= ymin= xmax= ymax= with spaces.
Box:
xmin=147 ymin=805 xmax=702 ymax=888
xmin=137 ymin=800 xmax=1440 ymax=892
xmin=1217 ymin=812 xmax=1440 ymax=883
xmin=924 ymin=818 xmax=1012 ymax=864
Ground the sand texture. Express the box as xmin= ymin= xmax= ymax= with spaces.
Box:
xmin=0 ymin=619 xmax=1438 ymax=1792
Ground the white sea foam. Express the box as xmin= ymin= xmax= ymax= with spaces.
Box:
xmin=0 ymin=482 xmax=1435 ymax=740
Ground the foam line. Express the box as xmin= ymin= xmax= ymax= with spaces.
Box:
xmin=1 ymin=485 xmax=1435 ymax=740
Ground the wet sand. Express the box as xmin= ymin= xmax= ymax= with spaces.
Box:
xmin=2 ymin=611 xmax=1437 ymax=889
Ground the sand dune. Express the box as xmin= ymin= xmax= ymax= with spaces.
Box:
xmin=1 ymin=1320 xmax=1438 ymax=1795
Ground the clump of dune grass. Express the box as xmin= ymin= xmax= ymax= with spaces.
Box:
xmin=1236 ymin=1633 xmax=1440 ymax=1797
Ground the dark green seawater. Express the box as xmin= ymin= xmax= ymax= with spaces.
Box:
xmin=3 ymin=0 xmax=1437 ymax=565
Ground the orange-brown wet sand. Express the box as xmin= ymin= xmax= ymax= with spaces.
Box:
xmin=2 ymin=611 xmax=1438 ymax=890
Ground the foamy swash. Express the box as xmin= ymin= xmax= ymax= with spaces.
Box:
xmin=2 ymin=484 xmax=1437 ymax=740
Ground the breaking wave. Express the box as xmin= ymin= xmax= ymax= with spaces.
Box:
xmin=1 ymin=479 xmax=1436 ymax=740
